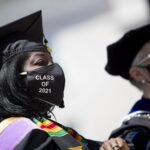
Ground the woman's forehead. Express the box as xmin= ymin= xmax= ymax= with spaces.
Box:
xmin=28 ymin=51 xmax=51 ymax=58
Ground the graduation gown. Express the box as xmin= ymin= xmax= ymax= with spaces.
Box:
xmin=0 ymin=117 xmax=101 ymax=150
xmin=109 ymin=97 xmax=150 ymax=150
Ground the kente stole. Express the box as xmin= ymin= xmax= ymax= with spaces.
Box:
xmin=0 ymin=117 xmax=89 ymax=150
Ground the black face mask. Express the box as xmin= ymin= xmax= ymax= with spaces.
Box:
xmin=20 ymin=63 xmax=65 ymax=107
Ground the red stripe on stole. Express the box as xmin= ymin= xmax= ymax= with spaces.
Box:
xmin=70 ymin=130 xmax=77 ymax=138
xmin=39 ymin=125 xmax=46 ymax=128
xmin=46 ymin=123 xmax=57 ymax=129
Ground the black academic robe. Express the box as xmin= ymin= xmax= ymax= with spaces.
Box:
xmin=14 ymin=123 xmax=101 ymax=150
xmin=109 ymin=97 xmax=150 ymax=150
xmin=109 ymin=116 xmax=150 ymax=150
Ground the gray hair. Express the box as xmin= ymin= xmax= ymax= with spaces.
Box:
xmin=129 ymin=40 xmax=150 ymax=91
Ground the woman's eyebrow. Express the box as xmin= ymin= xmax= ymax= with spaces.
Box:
xmin=30 ymin=53 xmax=51 ymax=60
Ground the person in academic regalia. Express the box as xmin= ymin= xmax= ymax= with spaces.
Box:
xmin=100 ymin=24 xmax=150 ymax=150
xmin=0 ymin=11 xmax=102 ymax=150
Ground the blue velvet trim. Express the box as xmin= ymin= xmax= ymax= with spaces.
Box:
xmin=129 ymin=97 xmax=150 ymax=113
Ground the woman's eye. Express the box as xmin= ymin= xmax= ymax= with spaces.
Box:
xmin=34 ymin=59 xmax=48 ymax=66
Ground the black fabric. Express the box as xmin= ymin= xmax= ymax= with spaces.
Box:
xmin=85 ymin=139 xmax=102 ymax=150
xmin=105 ymin=24 xmax=150 ymax=79
xmin=0 ymin=10 xmax=43 ymax=46
xmin=122 ymin=128 xmax=150 ymax=150
xmin=109 ymin=117 xmax=150 ymax=150
xmin=15 ymin=129 xmax=101 ymax=150
xmin=26 ymin=63 xmax=65 ymax=107
xmin=52 ymin=135 xmax=89 ymax=150
xmin=54 ymin=121 xmax=101 ymax=149
xmin=14 ymin=129 xmax=59 ymax=150
xmin=0 ymin=10 xmax=48 ymax=67
xmin=2 ymin=39 xmax=47 ymax=64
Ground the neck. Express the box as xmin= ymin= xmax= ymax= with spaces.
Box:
xmin=143 ymin=86 xmax=150 ymax=99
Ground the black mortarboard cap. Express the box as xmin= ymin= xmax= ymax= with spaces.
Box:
xmin=105 ymin=24 xmax=150 ymax=80
xmin=0 ymin=10 xmax=48 ymax=67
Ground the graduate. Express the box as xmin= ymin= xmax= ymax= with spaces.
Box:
xmin=0 ymin=11 xmax=102 ymax=150
xmin=103 ymin=24 xmax=150 ymax=150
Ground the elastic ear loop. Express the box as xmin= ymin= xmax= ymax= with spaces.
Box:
xmin=47 ymin=106 xmax=57 ymax=121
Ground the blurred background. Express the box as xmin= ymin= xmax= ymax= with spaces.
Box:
xmin=0 ymin=0 xmax=149 ymax=140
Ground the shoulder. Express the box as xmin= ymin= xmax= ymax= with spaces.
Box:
xmin=0 ymin=117 xmax=43 ymax=150
xmin=14 ymin=129 xmax=57 ymax=150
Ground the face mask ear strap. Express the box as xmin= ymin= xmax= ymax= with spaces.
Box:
xmin=136 ymin=54 xmax=150 ymax=66
xmin=136 ymin=65 xmax=147 ymax=68
xmin=20 ymin=72 xmax=27 ymax=75
xmin=136 ymin=65 xmax=150 ymax=72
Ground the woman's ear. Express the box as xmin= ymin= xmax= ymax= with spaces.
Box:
xmin=129 ymin=66 xmax=144 ymax=81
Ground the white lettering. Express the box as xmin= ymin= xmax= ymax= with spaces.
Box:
xmin=38 ymin=88 xmax=51 ymax=93
xmin=41 ymin=81 xmax=49 ymax=87
xmin=35 ymin=75 xmax=40 ymax=80
xmin=35 ymin=75 xmax=55 ymax=81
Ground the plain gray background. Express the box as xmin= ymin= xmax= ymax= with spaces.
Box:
xmin=0 ymin=0 xmax=149 ymax=140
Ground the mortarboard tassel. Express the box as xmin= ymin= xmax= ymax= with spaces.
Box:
xmin=44 ymin=36 xmax=52 ymax=53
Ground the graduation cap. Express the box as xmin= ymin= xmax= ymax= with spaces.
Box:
xmin=0 ymin=10 xmax=49 ymax=67
xmin=105 ymin=24 xmax=150 ymax=80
